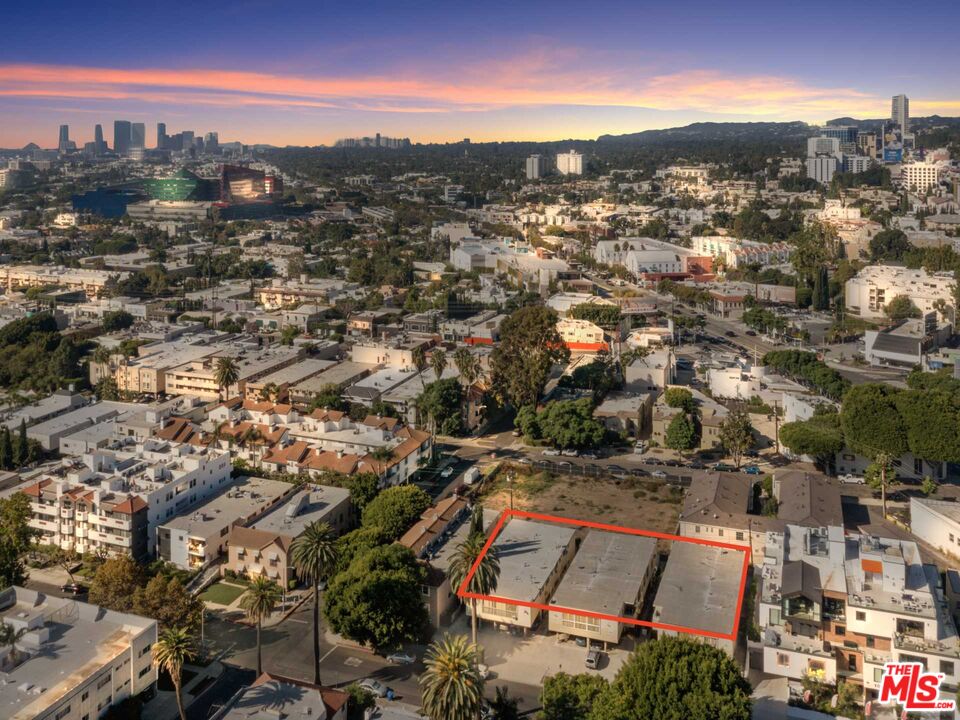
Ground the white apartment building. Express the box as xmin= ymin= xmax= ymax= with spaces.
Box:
xmin=691 ymin=235 xmax=791 ymax=270
xmin=758 ymin=524 xmax=960 ymax=703
xmin=22 ymin=439 xmax=232 ymax=559
xmin=909 ymin=497 xmax=960 ymax=561
xmin=556 ymin=150 xmax=584 ymax=176
xmin=556 ymin=318 xmax=607 ymax=352
xmin=0 ymin=265 xmax=129 ymax=300
xmin=900 ymin=162 xmax=942 ymax=193
xmin=0 ymin=587 xmax=157 ymax=720
xmin=525 ymin=154 xmax=546 ymax=180
xmin=625 ymin=249 xmax=683 ymax=275
xmin=806 ymin=155 xmax=839 ymax=184
xmin=844 ymin=265 xmax=954 ymax=320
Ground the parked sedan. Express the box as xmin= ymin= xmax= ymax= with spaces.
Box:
xmin=650 ymin=470 xmax=668 ymax=479
xmin=543 ymin=448 xmax=561 ymax=457
xmin=743 ymin=465 xmax=761 ymax=475
xmin=713 ymin=462 xmax=737 ymax=472
xmin=386 ymin=651 xmax=416 ymax=665
xmin=560 ymin=448 xmax=580 ymax=457
xmin=359 ymin=679 xmax=389 ymax=698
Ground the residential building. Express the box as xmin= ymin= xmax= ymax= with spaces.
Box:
xmin=651 ymin=386 xmax=727 ymax=451
xmin=807 ymin=155 xmax=839 ymax=184
xmin=0 ymin=586 xmax=157 ymax=720
xmin=224 ymin=484 xmax=352 ymax=585
xmin=165 ymin=346 xmax=304 ymax=400
xmin=288 ymin=361 xmax=375 ymax=405
xmin=844 ymin=265 xmax=954 ymax=320
xmin=901 ymin=162 xmax=941 ymax=193
xmin=892 ymin=94 xmax=910 ymax=133
xmin=547 ymin=530 xmax=657 ymax=647
xmin=0 ymin=265 xmax=128 ymax=300
xmin=157 ymin=475 xmax=297 ymax=570
xmin=555 ymin=318 xmax=607 ymax=352
xmin=474 ymin=518 xmax=578 ymax=632
xmin=652 ymin=540 xmax=742 ymax=657
xmin=209 ymin=673 xmax=348 ymax=720
xmin=863 ymin=315 xmax=952 ymax=368
xmin=556 ymin=150 xmax=583 ymax=176
xmin=911 ymin=497 xmax=960 ymax=561
xmin=757 ymin=524 xmax=960 ymax=703
xmin=691 ymin=235 xmax=791 ymax=270
xmin=525 ymin=154 xmax=546 ymax=180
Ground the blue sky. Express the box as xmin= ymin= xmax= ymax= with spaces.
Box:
xmin=2 ymin=0 xmax=957 ymax=147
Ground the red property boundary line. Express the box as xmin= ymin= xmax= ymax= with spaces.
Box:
xmin=456 ymin=508 xmax=752 ymax=642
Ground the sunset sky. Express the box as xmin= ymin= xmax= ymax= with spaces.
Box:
xmin=2 ymin=0 xmax=958 ymax=148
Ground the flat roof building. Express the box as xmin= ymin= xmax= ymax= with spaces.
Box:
xmin=548 ymin=530 xmax=658 ymax=646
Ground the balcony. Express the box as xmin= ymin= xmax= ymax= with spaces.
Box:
xmin=60 ymin=508 xmax=74 ymax=519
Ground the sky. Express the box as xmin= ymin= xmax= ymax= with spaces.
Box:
xmin=2 ymin=0 xmax=959 ymax=148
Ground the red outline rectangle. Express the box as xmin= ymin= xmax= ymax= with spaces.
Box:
xmin=456 ymin=508 xmax=751 ymax=642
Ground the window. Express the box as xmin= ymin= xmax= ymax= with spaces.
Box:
xmin=866 ymin=636 xmax=875 ymax=648
xmin=81 ymin=691 xmax=89 ymax=701
xmin=718 ymin=529 xmax=724 ymax=537
xmin=769 ymin=608 xmax=781 ymax=625
xmin=55 ymin=707 xmax=71 ymax=720
xmin=736 ymin=531 xmax=745 ymax=541
xmin=139 ymin=666 xmax=152 ymax=678
xmin=856 ymin=611 xmax=866 ymax=621
xmin=97 ymin=675 xmax=111 ymax=690
xmin=776 ymin=653 xmax=790 ymax=667
xmin=847 ymin=654 xmax=857 ymax=671
xmin=951 ymin=534 xmax=955 ymax=543
xmin=560 ymin=613 xmax=600 ymax=633
xmin=835 ymin=626 xmax=845 ymax=636
xmin=874 ymin=668 xmax=884 ymax=683
xmin=941 ymin=660 xmax=955 ymax=677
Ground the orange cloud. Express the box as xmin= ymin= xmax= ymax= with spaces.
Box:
xmin=0 ymin=61 xmax=955 ymax=120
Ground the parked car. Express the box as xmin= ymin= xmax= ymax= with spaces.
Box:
xmin=440 ymin=467 xmax=454 ymax=478
xmin=560 ymin=448 xmax=580 ymax=457
xmin=644 ymin=458 xmax=664 ymax=465
xmin=60 ymin=583 xmax=87 ymax=596
xmin=386 ymin=652 xmax=416 ymax=665
xmin=463 ymin=467 xmax=481 ymax=486
xmin=713 ymin=462 xmax=737 ymax=472
xmin=650 ymin=470 xmax=668 ymax=479
xmin=840 ymin=473 xmax=866 ymax=484
xmin=477 ymin=664 xmax=491 ymax=679
xmin=543 ymin=448 xmax=561 ymax=456
xmin=725 ymin=330 xmax=737 ymax=337
xmin=359 ymin=679 xmax=389 ymax=698
xmin=688 ymin=460 xmax=705 ymax=469
xmin=743 ymin=465 xmax=761 ymax=475
xmin=585 ymin=649 xmax=603 ymax=669
xmin=745 ymin=330 xmax=757 ymax=336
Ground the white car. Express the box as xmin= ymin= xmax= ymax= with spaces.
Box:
xmin=543 ymin=448 xmax=561 ymax=456
xmin=358 ymin=679 xmax=388 ymax=698
xmin=386 ymin=651 xmax=416 ymax=665
xmin=440 ymin=467 xmax=454 ymax=478
xmin=560 ymin=448 xmax=579 ymax=457
xmin=651 ymin=470 xmax=667 ymax=479
xmin=840 ymin=474 xmax=866 ymax=484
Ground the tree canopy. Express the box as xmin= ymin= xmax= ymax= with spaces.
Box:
xmin=536 ymin=399 xmax=606 ymax=450
xmin=361 ymin=485 xmax=432 ymax=540
xmin=490 ymin=306 xmax=569 ymax=408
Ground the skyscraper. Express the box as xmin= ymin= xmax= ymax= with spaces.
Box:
xmin=131 ymin=123 xmax=146 ymax=150
xmin=556 ymin=150 xmax=583 ymax=176
xmin=525 ymin=154 xmax=546 ymax=180
xmin=892 ymin=94 xmax=910 ymax=134
xmin=58 ymin=125 xmax=70 ymax=153
xmin=114 ymin=120 xmax=132 ymax=156
xmin=157 ymin=123 xmax=167 ymax=150
xmin=94 ymin=124 xmax=105 ymax=154
xmin=204 ymin=131 xmax=219 ymax=153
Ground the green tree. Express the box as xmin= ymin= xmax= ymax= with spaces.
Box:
xmin=419 ymin=634 xmax=485 ymax=720
xmin=12 ymin=419 xmax=28 ymax=468
xmin=412 ymin=345 xmax=428 ymax=383
xmin=663 ymin=388 xmax=696 ymax=414
xmin=153 ymin=627 xmax=196 ymax=720
xmin=665 ymin=413 xmax=698 ymax=456
xmin=453 ymin=348 xmax=479 ymax=386
xmin=840 ymin=384 xmax=908 ymax=458
xmin=921 ymin=475 xmax=939 ymax=496
xmin=812 ymin=266 xmax=829 ymax=311
xmin=490 ymin=686 xmax=520 ymax=720
xmin=417 ymin=378 xmax=464 ymax=436
xmin=361 ymin=485 xmax=432 ymax=540
xmin=447 ymin=533 xmax=500 ymax=649
xmin=290 ymin=520 xmax=338 ymax=685
xmin=589 ymin=637 xmax=752 ymax=720
xmin=490 ymin=306 xmax=569 ymax=409
xmin=431 ymin=348 xmax=447 ymax=382
xmin=0 ymin=428 xmax=12 ymax=471
xmin=884 ymin=294 xmax=921 ymax=320
xmin=718 ymin=409 xmax=753 ymax=468
xmin=514 ymin=404 xmax=540 ymax=440
xmin=540 ymin=672 xmax=609 ymax=720
xmin=334 ymin=526 xmax=392 ymax=575
xmin=537 ymin=399 xmax=606 ymax=450
xmin=869 ymin=229 xmax=910 ymax=262
xmin=324 ymin=544 xmax=429 ymax=650
xmin=101 ymin=310 xmax=135 ymax=332
xmin=0 ymin=493 xmax=38 ymax=588
xmin=866 ymin=453 xmax=896 ymax=519
xmin=133 ymin=575 xmax=203 ymax=632
xmin=213 ymin=356 xmax=240 ymax=400
xmin=240 ymin=575 xmax=282 ymax=675
xmin=778 ymin=408 xmax=844 ymax=464
xmin=88 ymin=556 xmax=145 ymax=612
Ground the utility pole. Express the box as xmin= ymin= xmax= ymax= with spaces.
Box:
xmin=773 ymin=400 xmax=780 ymax=455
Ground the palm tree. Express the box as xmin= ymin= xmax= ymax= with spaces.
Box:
xmin=430 ymin=349 xmax=447 ymax=382
xmin=447 ymin=534 xmax=500 ymax=649
xmin=92 ymin=345 xmax=111 ymax=380
xmin=214 ymin=356 xmax=240 ymax=400
xmin=419 ymin=635 xmax=485 ymax=720
xmin=240 ymin=575 xmax=282 ymax=675
xmin=289 ymin=521 xmax=337 ymax=685
xmin=412 ymin=345 xmax=428 ymax=383
xmin=153 ymin=627 xmax=196 ymax=720
xmin=453 ymin=348 xmax=478 ymax=387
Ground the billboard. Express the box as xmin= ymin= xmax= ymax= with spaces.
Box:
xmin=883 ymin=146 xmax=903 ymax=163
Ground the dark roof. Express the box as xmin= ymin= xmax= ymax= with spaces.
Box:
xmin=776 ymin=471 xmax=843 ymax=527
xmin=781 ymin=560 xmax=822 ymax=600
xmin=871 ymin=332 xmax=921 ymax=356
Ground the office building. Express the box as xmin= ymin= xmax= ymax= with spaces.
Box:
xmin=130 ymin=122 xmax=145 ymax=151
xmin=892 ymin=94 xmax=910 ymax=133
xmin=204 ymin=131 xmax=219 ymax=153
xmin=844 ymin=264 xmax=954 ymax=320
xmin=57 ymin=125 xmax=71 ymax=154
xmin=156 ymin=122 xmax=166 ymax=149
xmin=807 ymin=136 xmax=841 ymax=156
xmin=901 ymin=161 xmax=941 ymax=193
xmin=757 ymin=524 xmax=960 ymax=702
xmin=526 ymin=154 xmax=546 ymax=180
xmin=94 ymin=123 xmax=106 ymax=154
xmin=113 ymin=120 xmax=131 ymax=156
xmin=0 ymin=586 xmax=157 ymax=720
xmin=556 ymin=150 xmax=584 ymax=176
xmin=806 ymin=155 xmax=839 ymax=184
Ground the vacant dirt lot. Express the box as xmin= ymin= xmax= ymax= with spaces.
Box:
xmin=477 ymin=463 xmax=683 ymax=536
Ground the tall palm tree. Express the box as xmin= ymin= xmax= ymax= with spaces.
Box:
xmin=92 ymin=344 xmax=111 ymax=370
xmin=153 ymin=626 xmax=196 ymax=720
xmin=240 ymin=575 xmax=282 ymax=675
xmin=453 ymin=348 xmax=478 ymax=386
xmin=419 ymin=635 xmax=485 ymax=720
xmin=447 ymin=534 xmax=500 ymax=649
xmin=430 ymin=349 xmax=447 ymax=382
xmin=289 ymin=520 xmax=337 ymax=685
xmin=412 ymin=345 xmax=427 ymax=383
xmin=214 ymin=356 xmax=240 ymax=400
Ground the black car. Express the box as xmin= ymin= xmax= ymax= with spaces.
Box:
xmin=688 ymin=460 xmax=705 ymax=469
xmin=724 ymin=330 xmax=737 ymax=337
xmin=60 ymin=583 xmax=87 ymax=596
xmin=745 ymin=330 xmax=757 ymax=336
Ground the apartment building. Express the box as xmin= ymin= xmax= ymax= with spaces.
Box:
xmin=556 ymin=150 xmax=583 ymax=176
xmin=157 ymin=475 xmax=297 ymax=570
xmin=22 ymin=439 xmax=231 ymax=559
xmin=844 ymin=265 xmax=954 ymax=320
xmin=909 ymin=497 xmax=960 ymax=562
xmin=901 ymin=162 xmax=942 ymax=193
xmin=257 ymin=277 xmax=355 ymax=310
xmin=0 ymin=586 xmax=157 ymax=720
xmin=0 ymin=265 xmax=129 ymax=300
xmin=165 ymin=346 xmax=303 ymax=400
xmin=209 ymin=674 xmax=347 ymax=720
xmin=651 ymin=386 xmax=728 ymax=451
xmin=556 ymin=318 xmax=607 ymax=352
xmin=547 ymin=530 xmax=658 ymax=647
xmin=758 ymin=524 xmax=960 ymax=702
xmin=691 ymin=236 xmax=791 ymax=270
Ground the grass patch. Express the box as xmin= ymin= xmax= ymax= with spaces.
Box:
xmin=199 ymin=581 xmax=247 ymax=605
